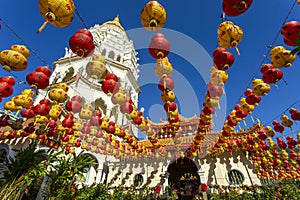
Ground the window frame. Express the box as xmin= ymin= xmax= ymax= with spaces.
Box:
xmin=226 ymin=169 xmax=245 ymax=186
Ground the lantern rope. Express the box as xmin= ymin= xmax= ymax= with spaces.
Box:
xmin=0 ymin=18 xmax=50 ymax=68
xmin=74 ymin=7 xmax=88 ymax=29
xmin=264 ymin=100 xmax=300 ymax=126
xmin=226 ymin=0 xmax=298 ymax=123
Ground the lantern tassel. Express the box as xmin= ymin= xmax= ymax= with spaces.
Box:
xmin=250 ymin=115 xmax=255 ymax=123
xmin=235 ymin=47 xmax=240 ymax=56
xmin=14 ymin=110 xmax=20 ymax=118
xmin=37 ymin=21 xmax=49 ymax=34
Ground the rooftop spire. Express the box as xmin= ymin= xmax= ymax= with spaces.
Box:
xmin=102 ymin=15 xmax=124 ymax=31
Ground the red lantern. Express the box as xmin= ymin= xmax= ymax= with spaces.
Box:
xmin=65 ymin=100 xmax=82 ymax=113
xmin=272 ymin=120 xmax=284 ymax=133
xmin=202 ymin=106 xmax=216 ymax=115
xmin=289 ymin=108 xmax=300 ymax=120
xmin=34 ymin=102 xmax=50 ymax=116
xmin=101 ymin=79 xmax=119 ymax=95
xmin=222 ymin=0 xmax=253 ymax=17
xmin=69 ymin=29 xmax=95 ymax=57
xmin=158 ymin=76 xmax=174 ymax=91
xmin=261 ymin=64 xmax=283 ymax=84
xmin=0 ymin=76 xmax=15 ymax=86
xmin=207 ymin=82 xmax=223 ymax=97
xmin=244 ymin=89 xmax=261 ymax=105
xmin=201 ymin=183 xmax=208 ymax=191
xmin=154 ymin=185 xmax=161 ymax=193
xmin=120 ymin=102 xmax=134 ymax=114
xmin=277 ymin=137 xmax=287 ymax=149
xmin=213 ymin=47 xmax=235 ymax=70
xmin=0 ymin=82 xmax=14 ymax=97
xmin=148 ymin=33 xmax=170 ymax=59
xmin=21 ymin=107 xmax=35 ymax=118
xmin=26 ymin=71 xmax=50 ymax=89
xmin=281 ymin=21 xmax=300 ymax=46
xmin=36 ymin=66 xmax=52 ymax=77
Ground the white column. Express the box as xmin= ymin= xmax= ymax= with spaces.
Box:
xmin=163 ymin=171 xmax=170 ymax=191
xmin=198 ymin=169 xmax=206 ymax=183
xmin=96 ymin=167 xmax=103 ymax=183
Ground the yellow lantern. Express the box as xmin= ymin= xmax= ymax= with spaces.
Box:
xmin=86 ymin=55 xmax=107 ymax=79
xmin=49 ymin=104 xmax=62 ymax=120
xmin=112 ymin=88 xmax=126 ymax=105
xmin=270 ymin=46 xmax=296 ymax=68
xmin=48 ymin=88 xmax=68 ymax=103
xmin=280 ymin=115 xmax=293 ymax=127
xmin=160 ymin=90 xmax=176 ymax=103
xmin=37 ymin=0 xmax=75 ymax=33
xmin=217 ymin=21 xmax=243 ymax=55
xmin=79 ymin=104 xmax=93 ymax=119
xmin=48 ymin=83 xmax=69 ymax=103
xmin=13 ymin=89 xmax=35 ymax=108
xmin=154 ymin=57 xmax=173 ymax=77
xmin=4 ymin=100 xmax=22 ymax=112
xmin=0 ymin=45 xmax=30 ymax=71
xmin=251 ymin=79 xmax=270 ymax=96
xmin=140 ymin=1 xmax=167 ymax=32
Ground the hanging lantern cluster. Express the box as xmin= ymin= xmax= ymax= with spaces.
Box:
xmin=104 ymin=73 xmax=153 ymax=136
xmin=69 ymin=29 xmax=95 ymax=57
xmin=281 ymin=21 xmax=300 ymax=46
xmin=156 ymin=63 xmax=180 ymax=136
xmin=26 ymin=66 xmax=52 ymax=90
xmin=270 ymin=46 xmax=296 ymax=68
xmin=222 ymin=0 xmax=253 ymax=17
xmin=86 ymin=55 xmax=107 ymax=79
xmin=0 ymin=76 xmax=15 ymax=102
xmin=0 ymin=44 xmax=30 ymax=71
xmin=192 ymin=66 xmax=229 ymax=156
xmin=217 ymin=21 xmax=243 ymax=55
xmin=140 ymin=1 xmax=167 ymax=32
xmin=37 ymin=0 xmax=75 ymax=33
xmin=4 ymin=89 xmax=35 ymax=113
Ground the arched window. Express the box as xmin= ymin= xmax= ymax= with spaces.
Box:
xmin=133 ymin=174 xmax=143 ymax=187
xmin=0 ymin=144 xmax=9 ymax=163
xmin=101 ymin=49 xmax=106 ymax=56
xmin=227 ymin=169 xmax=245 ymax=185
xmin=116 ymin=55 xmax=121 ymax=62
xmin=82 ymin=154 xmax=98 ymax=185
xmin=108 ymin=51 xmax=115 ymax=60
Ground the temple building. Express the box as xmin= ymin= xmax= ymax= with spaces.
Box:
xmin=0 ymin=16 xmax=261 ymax=198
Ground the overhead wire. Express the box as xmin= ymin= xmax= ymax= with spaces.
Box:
xmin=74 ymin=6 xmax=88 ymax=29
xmin=264 ymin=100 xmax=300 ymax=126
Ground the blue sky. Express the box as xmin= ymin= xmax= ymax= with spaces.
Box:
xmin=0 ymin=1 xmax=300 ymax=138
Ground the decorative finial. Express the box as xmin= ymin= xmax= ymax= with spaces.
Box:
xmin=113 ymin=15 xmax=120 ymax=23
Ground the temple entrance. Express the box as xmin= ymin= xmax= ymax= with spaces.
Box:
xmin=167 ymin=157 xmax=200 ymax=200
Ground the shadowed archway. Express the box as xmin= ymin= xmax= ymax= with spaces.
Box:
xmin=167 ymin=157 xmax=200 ymax=199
